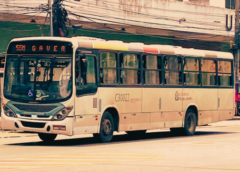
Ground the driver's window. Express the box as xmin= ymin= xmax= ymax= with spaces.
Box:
xmin=76 ymin=55 xmax=96 ymax=86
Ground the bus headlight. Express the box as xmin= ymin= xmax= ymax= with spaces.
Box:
xmin=52 ymin=106 xmax=73 ymax=121
xmin=2 ymin=104 xmax=17 ymax=118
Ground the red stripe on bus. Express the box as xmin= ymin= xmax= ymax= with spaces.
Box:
xmin=143 ymin=47 xmax=158 ymax=53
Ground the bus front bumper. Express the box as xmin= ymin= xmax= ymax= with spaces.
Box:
xmin=1 ymin=114 xmax=73 ymax=136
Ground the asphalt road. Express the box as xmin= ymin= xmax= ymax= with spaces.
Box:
xmin=0 ymin=119 xmax=240 ymax=172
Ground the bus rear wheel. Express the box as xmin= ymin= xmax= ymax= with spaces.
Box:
xmin=93 ymin=111 xmax=114 ymax=143
xmin=183 ymin=109 xmax=197 ymax=136
xmin=38 ymin=133 xmax=57 ymax=142
xmin=170 ymin=109 xmax=196 ymax=136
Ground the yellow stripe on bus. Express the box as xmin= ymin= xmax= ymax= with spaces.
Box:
xmin=93 ymin=43 xmax=128 ymax=51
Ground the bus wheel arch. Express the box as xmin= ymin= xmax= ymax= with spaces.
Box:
xmin=94 ymin=110 xmax=117 ymax=143
xmin=104 ymin=107 xmax=119 ymax=132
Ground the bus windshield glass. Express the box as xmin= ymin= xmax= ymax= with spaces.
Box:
xmin=4 ymin=56 xmax=72 ymax=102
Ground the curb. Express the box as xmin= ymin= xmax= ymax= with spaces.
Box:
xmin=0 ymin=130 xmax=37 ymax=139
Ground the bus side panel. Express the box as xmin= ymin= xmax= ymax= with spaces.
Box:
xmin=198 ymin=110 xmax=219 ymax=125
xmin=218 ymin=88 xmax=234 ymax=110
xmin=183 ymin=88 xmax=218 ymax=112
xmin=184 ymin=88 xmax=218 ymax=126
xmin=118 ymin=113 xmax=151 ymax=131
xmin=218 ymin=88 xmax=234 ymax=121
xmin=142 ymin=88 xmax=183 ymax=129
xmin=98 ymin=87 xmax=146 ymax=132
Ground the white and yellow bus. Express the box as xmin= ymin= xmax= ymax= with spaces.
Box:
xmin=1 ymin=36 xmax=234 ymax=142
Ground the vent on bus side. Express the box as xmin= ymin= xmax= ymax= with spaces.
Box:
xmin=13 ymin=104 xmax=57 ymax=112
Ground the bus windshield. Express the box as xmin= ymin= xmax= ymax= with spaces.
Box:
xmin=4 ymin=56 xmax=72 ymax=102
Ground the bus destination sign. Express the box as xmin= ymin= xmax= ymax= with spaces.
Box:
xmin=7 ymin=40 xmax=72 ymax=54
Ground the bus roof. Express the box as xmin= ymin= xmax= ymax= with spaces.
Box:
xmin=9 ymin=36 xmax=233 ymax=59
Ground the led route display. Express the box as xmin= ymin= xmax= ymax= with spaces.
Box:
xmin=7 ymin=40 xmax=72 ymax=54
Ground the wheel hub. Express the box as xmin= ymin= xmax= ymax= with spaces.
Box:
xmin=102 ymin=119 xmax=112 ymax=136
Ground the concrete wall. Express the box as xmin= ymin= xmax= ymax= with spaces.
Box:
xmin=209 ymin=0 xmax=225 ymax=8
xmin=0 ymin=0 xmax=234 ymax=37
xmin=63 ymin=0 xmax=234 ymax=37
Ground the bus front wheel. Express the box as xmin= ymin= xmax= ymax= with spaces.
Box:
xmin=38 ymin=133 xmax=57 ymax=142
xmin=93 ymin=111 xmax=114 ymax=143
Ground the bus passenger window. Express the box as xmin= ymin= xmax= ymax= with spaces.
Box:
xmin=218 ymin=60 xmax=232 ymax=86
xmin=183 ymin=58 xmax=200 ymax=86
xmin=143 ymin=55 xmax=162 ymax=84
xmin=100 ymin=52 xmax=117 ymax=84
xmin=201 ymin=59 xmax=217 ymax=86
xmin=120 ymin=53 xmax=141 ymax=85
xmin=164 ymin=56 xmax=182 ymax=85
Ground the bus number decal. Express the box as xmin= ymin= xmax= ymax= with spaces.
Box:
xmin=115 ymin=94 xmax=130 ymax=102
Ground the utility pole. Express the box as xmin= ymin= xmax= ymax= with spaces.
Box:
xmin=51 ymin=0 xmax=68 ymax=37
xmin=48 ymin=0 xmax=53 ymax=36
xmin=235 ymin=0 xmax=240 ymax=83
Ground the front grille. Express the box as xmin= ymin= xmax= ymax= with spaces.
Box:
xmin=21 ymin=121 xmax=46 ymax=128
xmin=20 ymin=114 xmax=32 ymax=118
xmin=13 ymin=104 xmax=57 ymax=112
xmin=37 ymin=115 xmax=50 ymax=118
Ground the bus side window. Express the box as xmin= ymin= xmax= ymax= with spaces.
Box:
xmin=81 ymin=56 xmax=96 ymax=85
xmin=143 ymin=55 xmax=162 ymax=85
xmin=164 ymin=56 xmax=182 ymax=85
xmin=76 ymin=55 xmax=97 ymax=96
xmin=183 ymin=57 xmax=200 ymax=86
xmin=201 ymin=59 xmax=217 ymax=86
xmin=75 ymin=55 xmax=96 ymax=86
xmin=100 ymin=52 xmax=117 ymax=84
xmin=218 ymin=60 xmax=232 ymax=87
xmin=120 ymin=53 xmax=141 ymax=85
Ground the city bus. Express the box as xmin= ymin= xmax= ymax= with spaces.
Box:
xmin=1 ymin=36 xmax=234 ymax=142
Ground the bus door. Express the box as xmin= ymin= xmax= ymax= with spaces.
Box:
xmin=74 ymin=54 xmax=99 ymax=135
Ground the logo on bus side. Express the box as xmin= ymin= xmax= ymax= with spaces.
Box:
xmin=175 ymin=91 xmax=192 ymax=101
xmin=115 ymin=94 xmax=130 ymax=102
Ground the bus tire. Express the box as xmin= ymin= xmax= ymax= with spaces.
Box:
xmin=38 ymin=133 xmax=57 ymax=142
xmin=183 ymin=109 xmax=197 ymax=136
xmin=94 ymin=111 xmax=114 ymax=143
xmin=170 ymin=109 xmax=196 ymax=136
xmin=126 ymin=130 xmax=146 ymax=138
